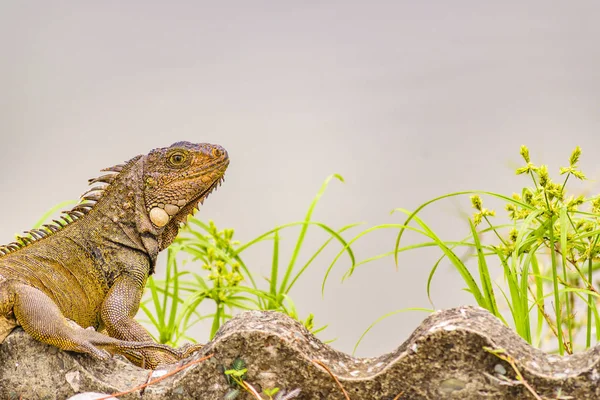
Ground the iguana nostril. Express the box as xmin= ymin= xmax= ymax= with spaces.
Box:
xmin=210 ymin=145 xmax=228 ymax=159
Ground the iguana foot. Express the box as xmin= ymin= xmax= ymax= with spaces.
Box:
xmin=117 ymin=342 xmax=204 ymax=369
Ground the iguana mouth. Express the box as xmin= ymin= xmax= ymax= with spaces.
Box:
xmin=185 ymin=162 xmax=227 ymax=181
xmin=191 ymin=175 xmax=224 ymax=210
xmin=173 ymin=174 xmax=226 ymax=228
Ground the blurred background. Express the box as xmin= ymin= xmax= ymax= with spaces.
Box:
xmin=2 ymin=1 xmax=600 ymax=358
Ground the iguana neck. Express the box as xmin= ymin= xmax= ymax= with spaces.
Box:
xmin=84 ymin=156 xmax=161 ymax=273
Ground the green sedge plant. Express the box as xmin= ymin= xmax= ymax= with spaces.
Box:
xmin=336 ymin=145 xmax=600 ymax=355
xmin=139 ymin=174 xmax=358 ymax=345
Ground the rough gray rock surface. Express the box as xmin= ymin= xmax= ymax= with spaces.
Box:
xmin=1 ymin=306 xmax=599 ymax=399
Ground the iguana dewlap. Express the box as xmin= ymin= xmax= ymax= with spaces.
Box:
xmin=0 ymin=141 xmax=228 ymax=369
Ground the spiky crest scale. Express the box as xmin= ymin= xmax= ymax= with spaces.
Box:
xmin=0 ymin=157 xmax=136 ymax=256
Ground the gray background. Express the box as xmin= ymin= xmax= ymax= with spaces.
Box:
xmin=2 ymin=1 xmax=600 ymax=357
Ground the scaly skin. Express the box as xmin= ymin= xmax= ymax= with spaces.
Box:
xmin=0 ymin=141 xmax=229 ymax=369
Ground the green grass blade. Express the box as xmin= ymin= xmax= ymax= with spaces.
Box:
xmin=425 ymin=254 xmax=445 ymax=308
xmin=468 ymin=218 xmax=499 ymax=318
xmin=508 ymin=210 xmax=541 ymax=344
xmin=146 ymin=277 xmax=167 ymax=341
xmin=210 ymin=303 xmax=224 ymax=339
xmin=529 ymin=251 xmax=544 ymax=348
xmin=281 ymin=218 xmax=355 ymax=295
xmin=559 ymin=206 xmax=573 ymax=348
xmin=288 ymin=223 xmax=361 ymax=293
xmin=547 ymin=212 xmax=563 ymax=355
xmin=587 ymin=234 xmax=600 ymax=347
xmin=392 ymin=190 xmax=536 ymax=267
xmin=493 ymin=249 xmax=523 ymax=334
xmin=139 ymin=303 xmax=160 ymax=334
xmin=395 ymin=208 xmax=485 ymax=306
xmin=517 ymin=252 xmax=532 ymax=343
xmin=167 ymin=250 xmax=180 ymax=337
xmin=32 ymin=200 xmax=78 ymax=228
xmin=322 ymin=223 xmax=412 ymax=296
xmin=268 ymin=230 xmax=280 ymax=309
xmin=279 ymin=174 xmax=344 ymax=294
xmin=352 ymin=308 xmax=432 ymax=355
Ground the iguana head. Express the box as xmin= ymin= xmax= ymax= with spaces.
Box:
xmin=0 ymin=141 xmax=229 ymax=258
xmin=142 ymin=141 xmax=229 ymax=250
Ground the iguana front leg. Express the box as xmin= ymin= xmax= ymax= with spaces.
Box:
xmin=100 ymin=274 xmax=201 ymax=369
xmin=2 ymin=280 xmax=188 ymax=361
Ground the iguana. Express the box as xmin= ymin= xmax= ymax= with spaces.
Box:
xmin=0 ymin=141 xmax=229 ymax=369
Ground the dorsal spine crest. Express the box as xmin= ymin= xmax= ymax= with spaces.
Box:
xmin=0 ymin=159 xmax=134 ymax=256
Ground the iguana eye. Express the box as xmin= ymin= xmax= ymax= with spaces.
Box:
xmin=168 ymin=152 xmax=186 ymax=166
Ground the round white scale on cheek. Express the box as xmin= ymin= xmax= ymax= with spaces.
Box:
xmin=149 ymin=207 xmax=170 ymax=227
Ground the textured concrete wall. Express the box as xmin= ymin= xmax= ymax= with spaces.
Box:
xmin=1 ymin=307 xmax=598 ymax=399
